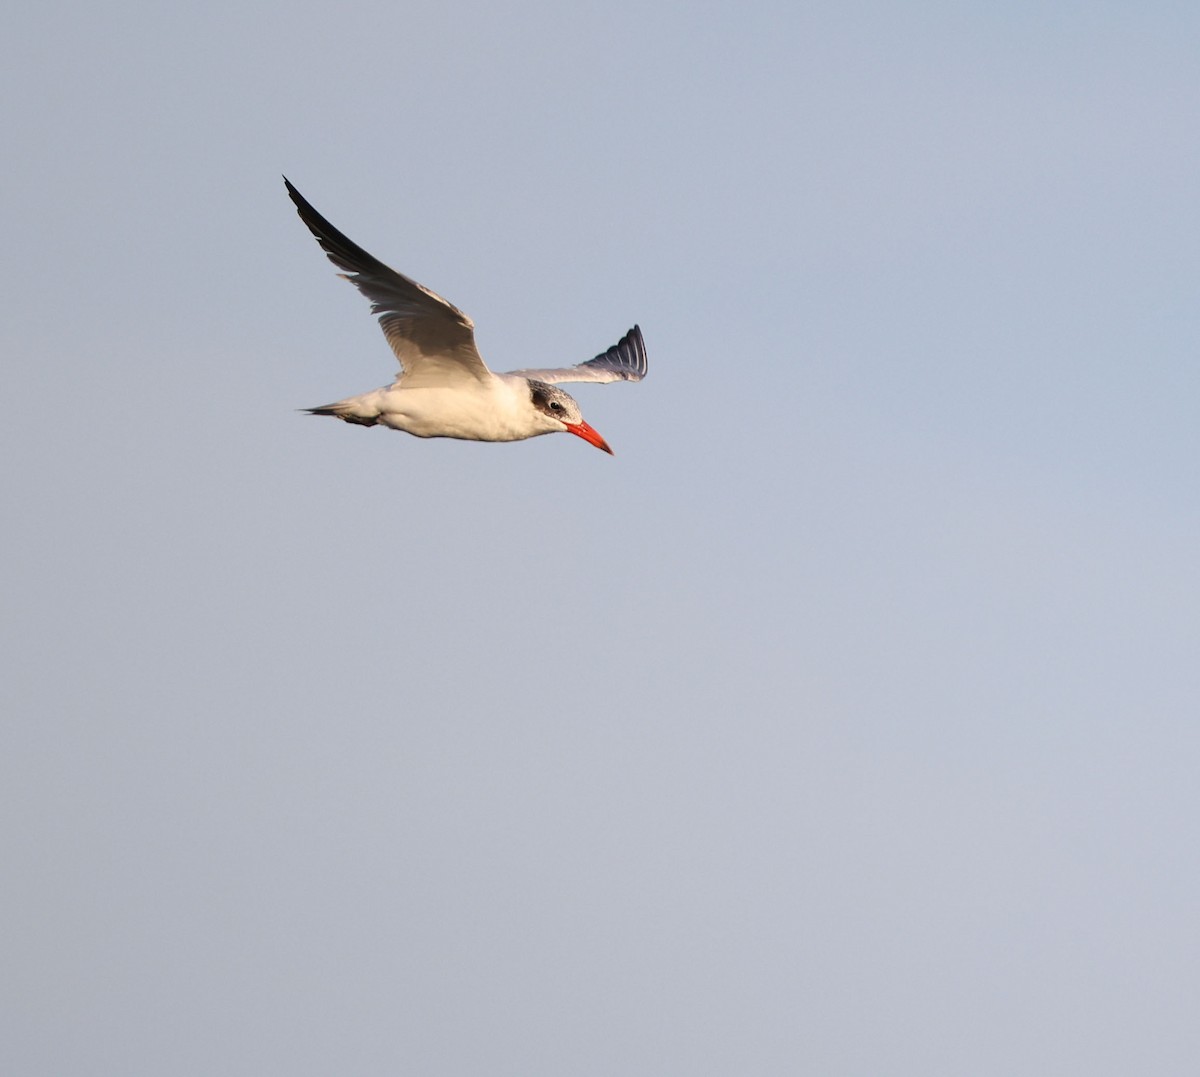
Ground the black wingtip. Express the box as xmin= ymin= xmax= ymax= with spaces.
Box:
xmin=283 ymin=177 xmax=326 ymax=225
xmin=283 ymin=176 xmax=310 ymax=212
xmin=608 ymin=325 xmax=648 ymax=380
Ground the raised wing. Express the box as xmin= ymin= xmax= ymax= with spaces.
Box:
xmin=285 ymin=178 xmax=492 ymax=387
xmin=507 ymin=325 xmax=647 ymax=385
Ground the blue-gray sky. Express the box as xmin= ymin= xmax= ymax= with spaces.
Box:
xmin=4 ymin=2 xmax=1199 ymax=1073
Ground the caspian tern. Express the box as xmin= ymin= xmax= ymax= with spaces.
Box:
xmin=285 ymin=178 xmax=647 ymax=455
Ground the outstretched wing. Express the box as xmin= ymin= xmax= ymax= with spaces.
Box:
xmin=285 ymin=178 xmax=492 ymax=387
xmin=507 ymin=325 xmax=648 ymax=385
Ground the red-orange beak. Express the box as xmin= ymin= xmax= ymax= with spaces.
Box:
xmin=564 ymin=420 xmax=614 ymax=455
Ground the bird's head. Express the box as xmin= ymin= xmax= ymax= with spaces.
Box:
xmin=527 ymin=380 xmax=613 ymax=455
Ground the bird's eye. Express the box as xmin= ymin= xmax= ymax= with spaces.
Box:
xmin=549 ymin=401 xmax=563 ymax=412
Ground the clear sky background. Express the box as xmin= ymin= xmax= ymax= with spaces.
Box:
xmin=3 ymin=2 xmax=1199 ymax=1073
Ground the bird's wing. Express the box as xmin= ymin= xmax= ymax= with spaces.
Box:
xmin=285 ymin=178 xmax=492 ymax=387
xmin=507 ymin=325 xmax=648 ymax=385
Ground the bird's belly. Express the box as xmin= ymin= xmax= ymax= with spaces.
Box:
xmin=377 ymin=385 xmax=536 ymax=442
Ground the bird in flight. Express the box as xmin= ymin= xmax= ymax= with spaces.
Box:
xmin=285 ymin=178 xmax=647 ymax=454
